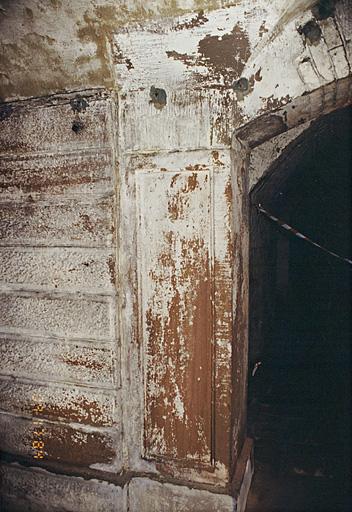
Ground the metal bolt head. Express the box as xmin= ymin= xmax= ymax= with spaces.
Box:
xmin=298 ymin=19 xmax=322 ymax=45
xmin=150 ymin=86 xmax=167 ymax=109
xmin=232 ymin=77 xmax=249 ymax=93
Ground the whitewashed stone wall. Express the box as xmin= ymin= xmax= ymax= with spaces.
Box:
xmin=0 ymin=0 xmax=351 ymax=510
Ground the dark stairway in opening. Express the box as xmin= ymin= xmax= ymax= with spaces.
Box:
xmin=246 ymin=107 xmax=351 ymax=512
xmin=246 ymin=236 xmax=351 ymax=512
xmin=246 ymin=351 xmax=351 ymax=512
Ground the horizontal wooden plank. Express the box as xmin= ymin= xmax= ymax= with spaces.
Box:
xmin=0 ymin=98 xmax=113 ymax=156
xmin=0 ymin=462 xmax=124 ymax=512
xmin=0 ymin=293 xmax=114 ymax=340
xmin=0 ymin=335 xmax=115 ymax=386
xmin=0 ymin=247 xmax=115 ymax=293
xmin=0 ymin=198 xmax=114 ymax=247
xmin=0 ymin=380 xmax=115 ymax=427
xmin=0 ymin=413 xmax=121 ymax=469
xmin=0 ymin=151 xmax=114 ymax=198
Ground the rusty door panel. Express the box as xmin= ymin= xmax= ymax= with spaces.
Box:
xmin=137 ymin=170 xmax=213 ymax=464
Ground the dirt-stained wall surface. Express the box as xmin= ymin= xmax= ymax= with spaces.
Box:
xmin=0 ymin=0 xmax=350 ymax=115
xmin=0 ymin=0 xmax=351 ymax=511
xmin=0 ymin=0 xmax=264 ymax=101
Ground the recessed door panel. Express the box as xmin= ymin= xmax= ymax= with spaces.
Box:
xmin=137 ymin=170 xmax=213 ymax=464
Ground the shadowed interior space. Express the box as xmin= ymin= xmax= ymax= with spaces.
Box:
xmin=246 ymin=106 xmax=351 ymax=512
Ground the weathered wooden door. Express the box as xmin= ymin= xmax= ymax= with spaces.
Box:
xmin=120 ymin=148 xmax=249 ymax=486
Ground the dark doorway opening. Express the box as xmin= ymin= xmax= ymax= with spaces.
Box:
xmin=246 ymin=107 xmax=351 ymax=512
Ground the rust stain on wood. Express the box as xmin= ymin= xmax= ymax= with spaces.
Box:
xmin=79 ymin=213 xmax=95 ymax=234
xmin=166 ymin=24 xmax=251 ymax=87
xmin=184 ymin=163 xmax=208 ymax=172
xmin=39 ymin=397 xmax=111 ymax=427
xmin=113 ymin=42 xmax=134 ymax=70
xmin=0 ymin=198 xmax=113 ymax=245
xmin=145 ymin=236 xmax=212 ymax=462
xmin=260 ymin=94 xmax=292 ymax=113
xmin=0 ymin=91 xmax=119 ymax=475
xmin=0 ymin=160 xmax=111 ymax=194
xmin=62 ymin=355 xmax=106 ymax=372
xmin=213 ymin=258 xmax=232 ymax=467
xmin=1 ymin=385 xmax=113 ymax=427
xmin=107 ymin=255 xmax=116 ymax=283
xmin=211 ymin=151 xmax=225 ymax=167
xmin=254 ymin=68 xmax=262 ymax=82
xmin=0 ymin=99 xmax=112 ymax=154
xmin=135 ymin=157 xmax=235 ymax=480
xmin=167 ymin=172 xmax=201 ymax=220
xmin=165 ymin=50 xmax=195 ymax=67
xmin=259 ymin=20 xmax=269 ymax=38
xmin=198 ymin=24 xmax=251 ymax=84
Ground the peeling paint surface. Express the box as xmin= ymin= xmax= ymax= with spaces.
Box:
xmin=114 ymin=0 xmax=351 ymax=150
xmin=138 ymin=169 xmax=213 ymax=463
xmin=119 ymin=150 xmax=234 ymax=484
xmin=0 ymin=0 xmax=351 ymax=508
xmin=113 ymin=0 xmax=350 ymax=490
xmin=0 ymin=334 xmax=115 ymax=386
xmin=0 ymin=0 xmax=259 ymax=101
